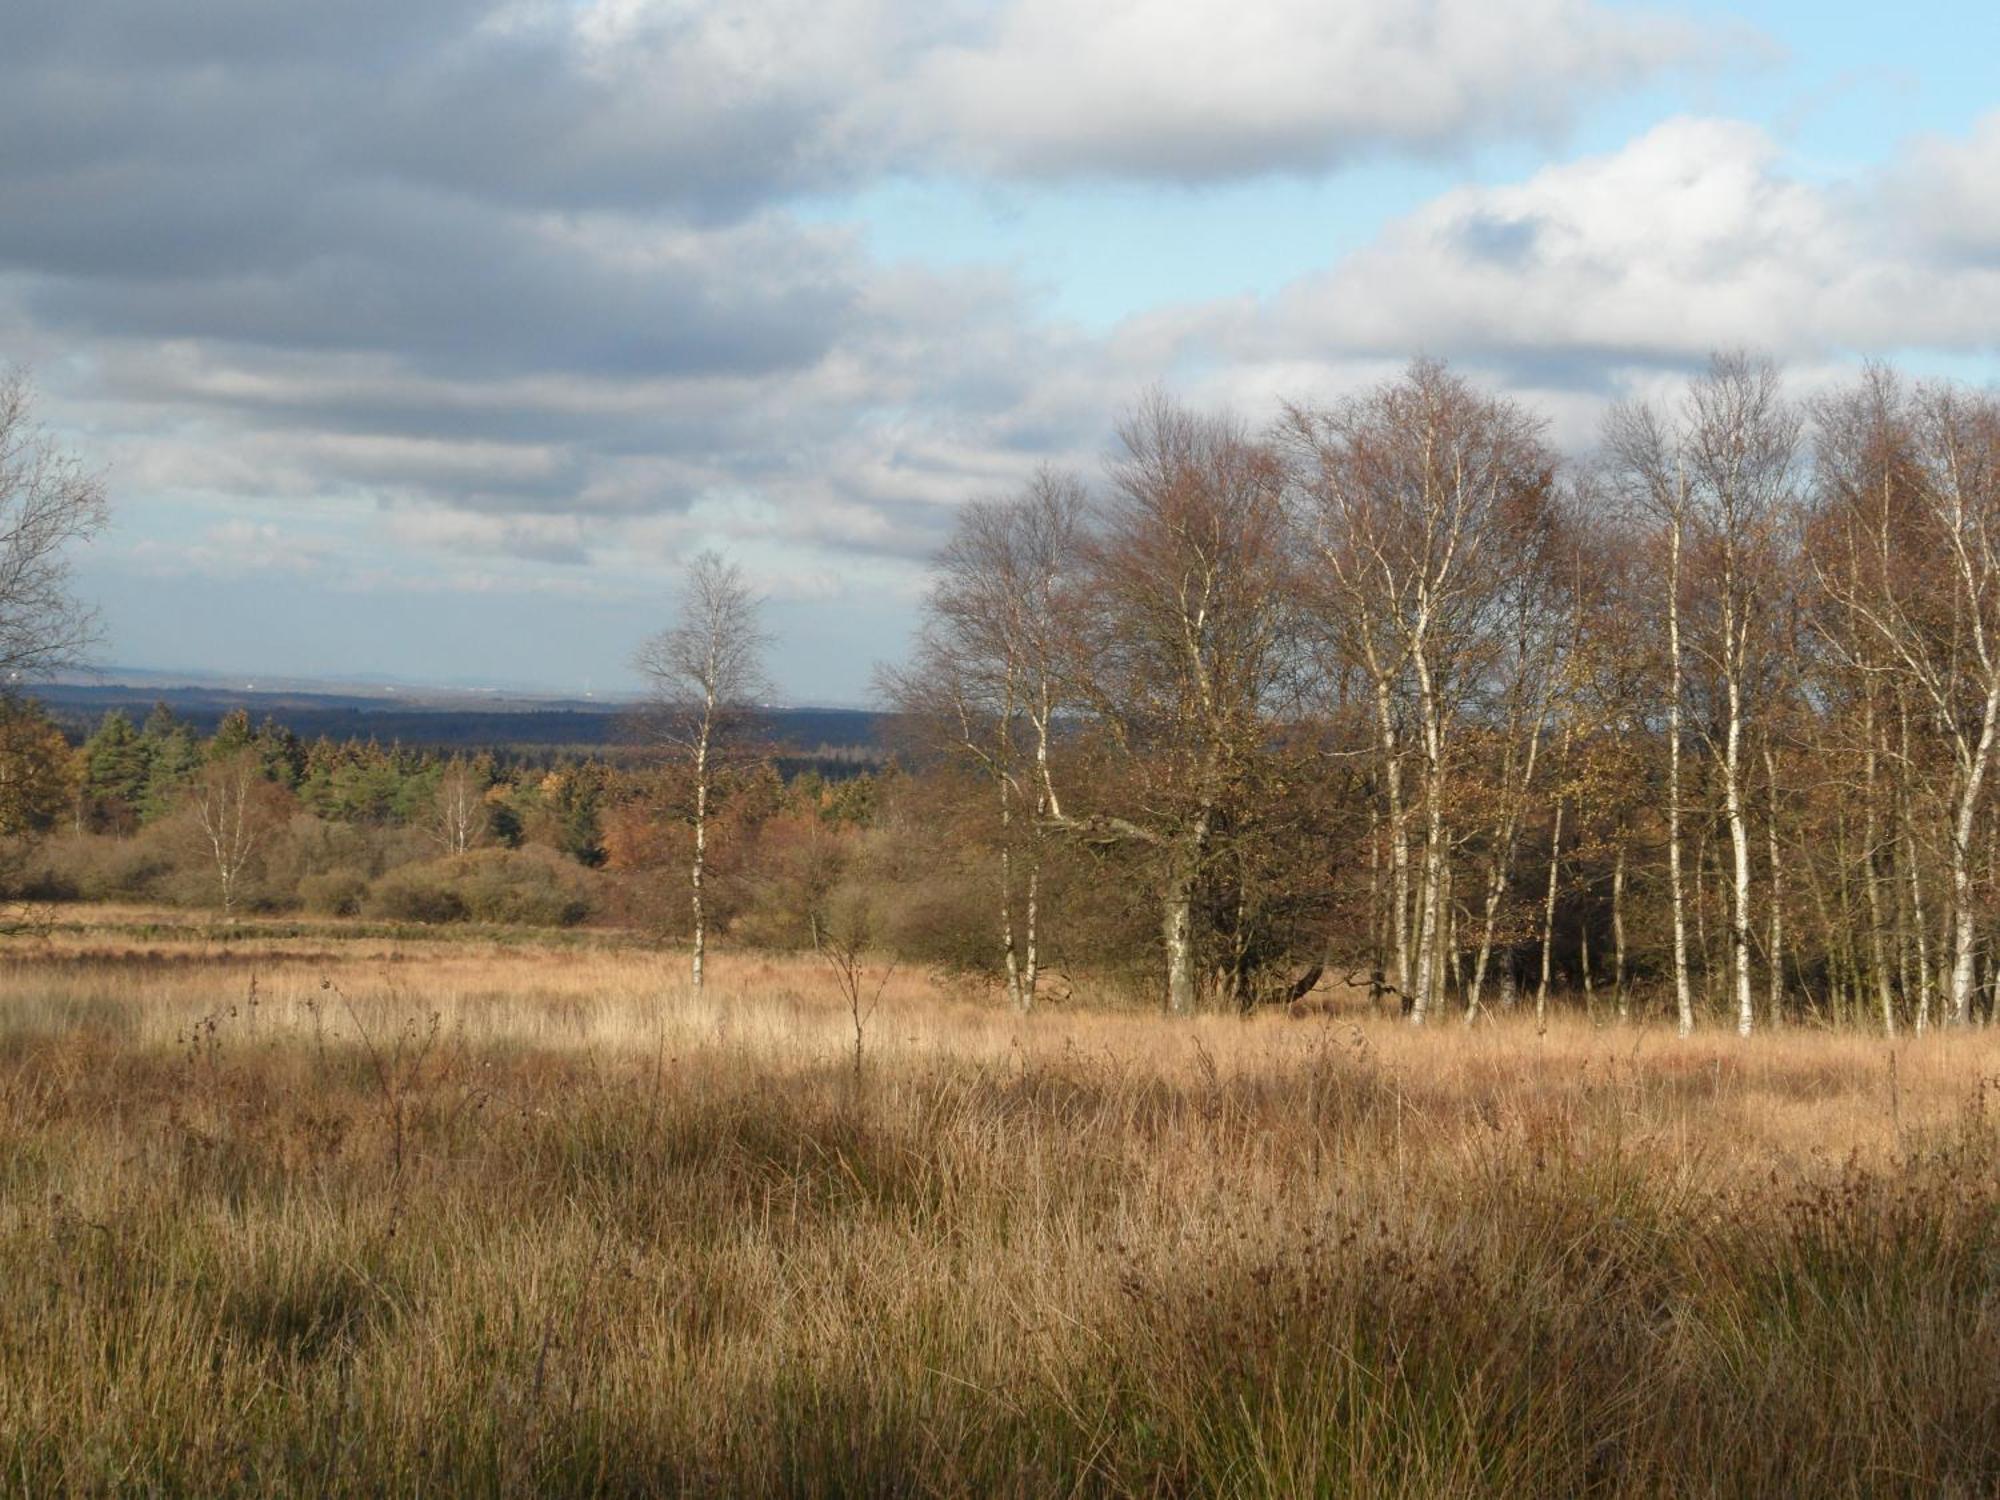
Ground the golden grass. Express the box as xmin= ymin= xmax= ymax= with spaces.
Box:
xmin=4 ymin=916 xmax=2000 ymax=1495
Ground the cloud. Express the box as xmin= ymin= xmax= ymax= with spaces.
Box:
xmin=0 ymin=0 xmax=1160 ymax=576
xmin=17 ymin=197 xmax=861 ymax=385
xmin=895 ymin=0 xmax=1715 ymax=180
xmin=130 ymin=519 xmax=337 ymax=579
xmin=1887 ymin=112 xmax=2000 ymax=266
xmin=1 ymin=0 xmax=1710 ymax=254
xmin=0 ymin=0 xmax=1721 ymax=379
xmin=0 ymin=0 xmax=861 ymax=228
xmin=382 ymin=509 xmax=592 ymax=566
xmin=7 ymin=0 xmax=1995 ymax=701
xmin=1219 ymin=114 xmax=2000 ymax=395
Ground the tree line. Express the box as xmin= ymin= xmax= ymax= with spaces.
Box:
xmin=10 ymin=354 xmax=2000 ymax=1035
xmin=0 ymin=695 xmax=884 ymax=930
xmin=885 ymin=355 xmax=2000 ymax=1033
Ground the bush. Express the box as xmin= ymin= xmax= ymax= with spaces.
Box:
xmin=365 ymin=848 xmax=598 ymax=927
xmin=366 ymin=863 xmax=468 ymax=924
xmin=298 ymin=868 xmax=371 ymax=917
xmin=23 ymin=831 xmax=175 ymax=903
xmin=456 ymin=846 xmax=596 ymax=926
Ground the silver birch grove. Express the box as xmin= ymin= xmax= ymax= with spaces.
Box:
xmin=1284 ymin=360 xmax=1557 ymax=1024
xmin=1608 ymin=355 xmax=1797 ymax=1034
xmin=1813 ymin=374 xmax=2000 ymax=1027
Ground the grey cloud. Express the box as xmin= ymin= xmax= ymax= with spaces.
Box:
xmin=6 ymin=0 xmax=483 ymax=71
xmin=26 ymin=195 xmax=858 ymax=381
xmin=1454 ymin=213 xmax=1544 ymax=267
xmin=0 ymin=0 xmax=1767 ymax=608
xmin=338 ymin=30 xmax=847 ymax=219
xmin=381 ymin=507 xmax=596 ymax=567
xmin=1 ymin=0 xmax=832 ymax=207
xmin=0 ymin=0 xmax=1731 ymax=245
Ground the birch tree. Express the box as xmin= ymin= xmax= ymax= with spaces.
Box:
xmin=0 ymin=372 xmax=108 ymax=683
xmin=883 ymin=472 xmax=1084 ymax=1011
xmin=1801 ymin=387 xmax=1913 ymax=1035
xmin=1613 ymin=422 xmax=1698 ymax=1037
xmin=1283 ymin=360 xmax=1556 ymax=1023
xmin=1607 ymin=354 xmax=1798 ymax=1035
xmin=1451 ymin=482 xmax=1582 ymax=1021
xmin=635 ymin=552 xmax=771 ymax=997
xmin=1564 ymin=521 xmax=1660 ymax=1025
xmin=1055 ymin=396 xmax=1293 ymax=1015
xmin=187 ymin=749 xmax=289 ymax=919
xmin=426 ymin=755 xmax=490 ymax=856
xmin=1813 ymin=373 xmax=2000 ymax=1027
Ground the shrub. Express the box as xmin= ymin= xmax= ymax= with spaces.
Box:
xmin=366 ymin=863 xmax=468 ymax=924
xmin=24 ymin=831 xmax=175 ymax=903
xmin=456 ymin=846 xmax=596 ymax=926
xmin=365 ymin=848 xmax=598 ymax=927
xmin=298 ymin=868 xmax=371 ymax=917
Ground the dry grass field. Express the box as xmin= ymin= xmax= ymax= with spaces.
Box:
xmin=5 ymin=910 xmax=2000 ymax=1495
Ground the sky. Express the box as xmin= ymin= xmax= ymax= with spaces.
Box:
xmin=4 ymin=0 xmax=1998 ymax=703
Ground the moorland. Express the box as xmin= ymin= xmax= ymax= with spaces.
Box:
xmin=5 ymin=907 xmax=1999 ymax=1496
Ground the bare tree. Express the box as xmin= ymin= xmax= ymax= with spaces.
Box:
xmin=1564 ymin=525 xmax=1662 ymax=1026
xmin=1041 ymin=395 xmax=1294 ymax=1015
xmin=1284 ymin=360 xmax=1557 ymax=1024
xmin=1607 ymin=354 xmax=1798 ymax=1035
xmin=0 ymin=372 xmax=108 ymax=682
xmin=817 ymin=889 xmax=895 ymax=1082
xmin=882 ymin=471 xmax=1083 ymax=1011
xmin=0 ymin=375 xmax=107 ymax=928
xmin=635 ymin=552 xmax=771 ymax=996
xmin=1812 ymin=372 xmax=2000 ymax=1027
xmin=1603 ymin=411 xmax=1700 ymax=1036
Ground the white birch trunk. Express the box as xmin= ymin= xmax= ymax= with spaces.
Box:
xmin=1947 ymin=679 xmax=2000 ymax=1024
xmin=1722 ymin=654 xmax=1755 ymax=1037
xmin=1467 ymin=711 xmax=1545 ymax=1020
xmin=1612 ymin=839 xmax=1629 ymax=1023
xmin=1862 ymin=705 xmax=1896 ymax=1036
xmin=1372 ymin=676 xmax=1412 ymax=1005
xmin=1535 ymin=773 xmax=1566 ymax=1030
xmin=690 ymin=702 xmax=710 ymax=996
xmin=1764 ymin=745 xmax=1785 ymax=1028
xmin=1666 ymin=518 xmax=1695 ymax=1037
xmin=1408 ymin=639 xmax=1446 ymax=1025
xmin=1163 ymin=837 xmax=1201 ymax=1017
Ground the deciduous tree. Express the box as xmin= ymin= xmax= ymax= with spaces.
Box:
xmin=635 ymin=552 xmax=771 ymax=996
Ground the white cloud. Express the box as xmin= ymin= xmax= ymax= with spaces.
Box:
xmin=1224 ymin=113 xmax=2000 ymax=381
xmin=16 ymin=0 xmax=2000 ymax=694
xmin=895 ymin=0 xmax=1713 ymax=180
xmin=63 ymin=107 xmax=2000 ymax=616
xmin=1888 ymin=112 xmax=2000 ymax=263
xmin=549 ymin=0 xmax=1716 ymax=185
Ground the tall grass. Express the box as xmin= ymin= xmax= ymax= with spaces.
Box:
xmin=3 ymin=934 xmax=1999 ymax=1495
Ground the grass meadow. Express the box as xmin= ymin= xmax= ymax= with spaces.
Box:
xmin=5 ymin=909 xmax=2000 ymax=1495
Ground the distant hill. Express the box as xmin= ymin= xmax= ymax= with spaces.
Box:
xmin=31 ymin=682 xmax=891 ymax=768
